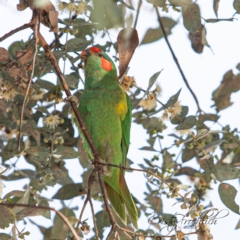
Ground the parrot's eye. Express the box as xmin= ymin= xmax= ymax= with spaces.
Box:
xmin=97 ymin=52 xmax=103 ymax=58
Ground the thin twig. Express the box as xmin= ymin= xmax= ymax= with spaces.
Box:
xmin=18 ymin=12 xmax=39 ymax=151
xmin=94 ymin=161 xmax=184 ymax=198
xmin=0 ymin=203 xmax=81 ymax=240
xmin=77 ymin=169 xmax=99 ymax=239
xmin=133 ymin=0 xmax=142 ymax=29
xmin=154 ymin=7 xmax=202 ymax=114
xmin=0 ymin=23 xmax=30 ymax=42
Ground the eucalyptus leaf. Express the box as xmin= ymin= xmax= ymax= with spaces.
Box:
xmin=65 ymin=38 xmax=90 ymax=52
xmin=163 ymin=89 xmax=182 ymax=109
xmin=197 ymin=140 xmax=224 ymax=156
xmin=219 ymin=183 xmax=239 ymax=214
xmin=0 ymin=206 xmax=15 ymax=229
xmin=175 ymin=115 xmax=196 ymax=130
xmin=12 ymin=188 xmax=31 ymax=214
xmin=162 ymin=150 xmax=174 ymax=170
xmin=53 ymin=183 xmax=86 ymax=200
xmin=233 ymin=0 xmax=240 ymax=14
xmin=0 ymin=233 xmax=13 ymax=240
xmin=64 ymin=72 xmax=79 ymax=90
xmin=55 ymin=146 xmax=79 ymax=159
xmin=147 ymin=0 xmax=166 ymax=7
xmin=182 ymin=3 xmax=201 ymax=33
xmin=146 ymin=71 xmax=162 ymax=92
xmin=170 ymin=106 xmax=189 ymax=125
xmin=141 ymin=18 xmax=177 ymax=45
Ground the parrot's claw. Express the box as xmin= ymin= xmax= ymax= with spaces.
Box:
xmin=93 ymin=159 xmax=111 ymax=176
xmin=65 ymin=95 xmax=79 ymax=105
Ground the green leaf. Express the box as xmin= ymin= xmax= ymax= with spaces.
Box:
xmin=50 ymin=207 xmax=75 ymax=240
xmin=199 ymin=113 xmax=220 ymax=122
xmin=201 ymin=26 xmax=210 ymax=47
xmin=12 ymin=188 xmax=31 ymax=214
xmin=35 ymin=107 xmax=49 ymax=115
xmin=233 ymin=0 xmax=240 ymax=14
xmin=3 ymin=190 xmax=24 ymax=200
xmin=2 ymin=139 xmax=24 ymax=162
xmin=162 ymin=150 xmax=174 ymax=170
xmin=170 ymin=106 xmax=189 ymax=125
xmin=160 ymin=213 xmax=177 ymax=226
xmin=8 ymin=40 xmax=25 ymax=58
xmin=188 ymin=24 xmax=204 ymax=54
xmin=164 ymin=89 xmax=182 ymax=109
xmin=53 ymin=183 xmax=86 ymax=200
xmin=139 ymin=146 xmax=157 ymax=151
xmin=0 ymin=233 xmax=13 ymax=240
xmin=197 ymin=140 xmax=224 ymax=156
xmin=147 ymin=0 xmax=166 ymax=7
xmin=0 ymin=206 xmax=15 ymax=229
xmin=219 ymin=183 xmax=239 ymax=214
xmin=199 ymin=158 xmax=240 ymax=182
xmin=16 ymin=200 xmax=50 ymax=220
xmin=216 ymin=164 xmax=240 ymax=181
xmin=182 ymin=148 xmax=196 ymax=162
xmin=175 ymin=116 xmax=196 ymax=130
xmin=65 ymin=38 xmax=90 ymax=52
xmin=134 ymin=116 xmax=166 ymax=134
xmin=90 ymin=0 xmax=125 ymax=29
xmin=146 ymin=71 xmax=162 ymax=92
xmin=182 ymin=3 xmax=201 ymax=33
xmin=141 ymin=18 xmax=177 ymax=45
xmin=82 ymin=170 xmax=101 ymax=195
xmin=36 ymin=79 xmax=56 ymax=90
xmin=64 ymin=72 xmax=79 ymax=90
xmin=25 ymin=146 xmax=50 ymax=159
xmin=175 ymin=167 xmax=198 ymax=176
xmin=205 ymin=18 xmax=235 ymax=23
xmin=73 ymin=19 xmax=96 ymax=39
xmin=95 ymin=210 xmax=111 ymax=238
xmin=146 ymin=194 xmax=163 ymax=213
xmin=168 ymin=0 xmax=192 ymax=7
xmin=212 ymin=70 xmax=240 ymax=112
xmin=54 ymin=146 xmax=79 ymax=159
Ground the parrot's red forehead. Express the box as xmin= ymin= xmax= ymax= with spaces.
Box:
xmin=82 ymin=46 xmax=113 ymax=71
xmin=88 ymin=47 xmax=102 ymax=53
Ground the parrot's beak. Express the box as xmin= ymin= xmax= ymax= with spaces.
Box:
xmin=80 ymin=49 xmax=91 ymax=62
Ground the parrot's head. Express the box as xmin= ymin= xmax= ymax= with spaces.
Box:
xmin=80 ymin=47 xmax=117 ymax=88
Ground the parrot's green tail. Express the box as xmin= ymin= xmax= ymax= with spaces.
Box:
xmin=105 ymin=172 xmax=138 ymax=229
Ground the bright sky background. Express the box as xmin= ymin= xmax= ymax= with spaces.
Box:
xmin=0 ymin=0 xmax=240 ymax=239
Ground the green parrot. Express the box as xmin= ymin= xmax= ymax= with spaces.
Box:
xmin=78 ymin=46 xmax=138 ymax=229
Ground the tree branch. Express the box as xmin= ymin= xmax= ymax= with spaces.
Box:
xmin=0 ymin=23 xmax=30 ymax=42
xmin=94 ymin=161 xmax=184 ymax=198
xmin=77 ymin=169 xmax=100 ymax=239
xmin=18 ymin=11 xmax=39 ymax=151
xmin=0 ymin=203 xmax=81 ymax=240
xmin=154 ymin=7 xmax=202 ymax=113
xmin=133 ymin=0 xmax=142 ymax=29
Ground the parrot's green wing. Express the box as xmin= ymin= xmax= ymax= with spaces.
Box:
xmin=121 ymin=92 xmax=131 ymax=167
xmin=105 ymin=92 xmax=138 ymax=229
